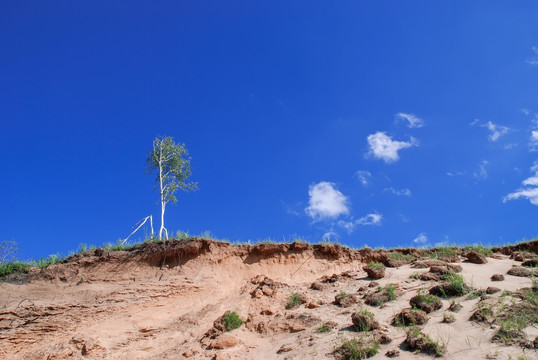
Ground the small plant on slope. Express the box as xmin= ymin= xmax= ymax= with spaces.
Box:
xmin=223 ymin=311 xmax=242 ymax=331
xmin=335 ymin=337 xmax=379 ymax=359
xmin=286 ymin=293 xmax=302 ymax=310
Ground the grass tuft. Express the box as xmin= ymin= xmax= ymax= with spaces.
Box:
xmin=286 ymin=293 xmax=302 ymax=310
xmin=367 ymin=261 xmax=385 ymax=270
xmin=316 ymin=323 xmax=332 ymax=333
xmin=352 ymin=309 xmax=376 ymax=332
xmin=463 ymin=244 xmax=493 ymax=256
xmin=223 ymin=311 xmax=242 ymax=331
xmin=442 ymin=312 xmax=456 ymax=323
xmin=335 ymin=337 xmax=379 ymax=359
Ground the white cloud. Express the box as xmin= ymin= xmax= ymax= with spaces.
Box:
xmin=338 ymin=213 xmax=383 ymax=233
xmin=355 ymin=170 xmax=372 ymax=186
xmin=305 ymin=182 xmax=349 ymax=220
xmin=413 ymin=233 xmax=428 ymax=245
xmin=338 ymin=220 xmax=356 ymax=233
xmin=527 ymin=46 xmax=538 ymax=65
xmin=322 ymin=231 xmax=339 ymax=242
xmin=504 ymin=188 xmax=538 ymax=205
xmin=504 ymin=143 xmax=517 ymax=150
xmin=357 ymin=213 xmax=382 ymax=225
xmin=504 ymin=163 xmax=538 ymax=206
xmin=367 ymin=132 xmax=417 ymax=163
xmin=471 ymin=119 xmax=511 ymax=141
xmin=530 ymin=130 xmax=538 ymax=151
xmin=384 ymin=187 xmax=411 ymax=196
xmin=521 ymin=108 xmax=531 ymax=116
xmin=395 ymin=112 xmax=424 ymax=128
xmin=473 ymin=160 xmax=489 ymax=180
xmin=484 ymin=121 xmax=511 ymax=141
xmin=523 ymin=175 xmax=538 ymax=186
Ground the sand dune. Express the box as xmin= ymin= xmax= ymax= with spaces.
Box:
xmin=0 ymin=239 xmax=536 ymax=359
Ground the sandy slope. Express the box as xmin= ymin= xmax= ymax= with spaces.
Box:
xmin=0 ymin=239 xmax=536 ymax=360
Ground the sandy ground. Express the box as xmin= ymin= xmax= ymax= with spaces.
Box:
xmin=0 ymin=239 xmax=536 ymax=360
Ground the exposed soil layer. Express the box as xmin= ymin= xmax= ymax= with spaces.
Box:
xmin=1 ymin=238 xmax=537 ymax=360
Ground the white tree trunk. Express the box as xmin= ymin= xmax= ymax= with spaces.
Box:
xmin=158 ymin=143 xmax=168 ymax=240
xmin=121 ymin=215 xmax=153 ymax=244
xmin=160 ymin=199 xmax=168 ymax=240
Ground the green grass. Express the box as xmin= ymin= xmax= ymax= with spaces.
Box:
xmin=286 ymin=293 xmax=302 ymax=310
xmin=353 ymin=309 xmax=376 ymax=332
xmin=442 ymin=312 xmax=456 ymax=323
xmin=389 ymin=252 xmax=414 ymax=261
xmin=471 ymin=288 xmax=538 ymax=346
xmin=33 ymin=254 xmax=63 ymax=268
xmin=385 ymin=284 xmax=397 ymax=301
xmin=223 ymin=311 xmax=242 ymax=331
xmin=407 ymin=327 xmax=445 ymax=357
xmin=414 ymin=292 xmax=441 ymax=305
xmin=0 ymin=261 xmax=31 ymax=277
xmin=104 ymin=240 xmax=137 ymax=251
xmin=464 ymin=244 xmax=493 ymax=256
xmin=175 ymin=230 xmax=190 ymax=239
xmin=335 ymin=337 xmax=379 ymax=359
xmin=367 ymin=261 xmax=385 ymax=270
xmin=0 ymin=254 xmax=64 ymax=279
xmin=428 ymin=246 xmax=458 ymax=260
xmin=448 ymin=300 xmax=462 ymax=312
xmin=316 ymin=323 xmax=332 ymax=333
xmin=444 ymin=273 xmax=468 ymax=295
xmin=409 ymin=272 xmax=421 ymax=279
xmin=466 ymin=289 xmax=486 ymax=300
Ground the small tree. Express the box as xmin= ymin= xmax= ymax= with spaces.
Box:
xmin=146 ymin=136 xmax=198 ymax=239
xmin=0 ymin=241 xmax=18 ymax=264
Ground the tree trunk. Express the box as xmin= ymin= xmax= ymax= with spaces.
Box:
xmin=158 ymin=143 xmax=167 ymax=240
xmin=160 ymin=199 xmax=168 ymax=240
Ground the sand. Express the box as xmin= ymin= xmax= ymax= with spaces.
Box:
xmin=0 ymin=239 xmax=536 ymax=359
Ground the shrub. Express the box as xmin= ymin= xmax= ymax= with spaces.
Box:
xmin=223 ymin=311 xmax=242 ymax=331
xmin=0 ymin=240 xmax=18 ymax=264
xmin=0 ymin=261 xmax=31 ymax=278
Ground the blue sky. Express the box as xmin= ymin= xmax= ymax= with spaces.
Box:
xmin=2 ymin=2 xmax=538 ymax=259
